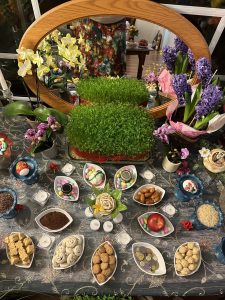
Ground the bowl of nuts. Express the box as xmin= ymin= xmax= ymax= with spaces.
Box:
xmin=174 ymin=242 xmax=201 ymax=276
xmin=133 ymin=184 xmax=165 ymax=206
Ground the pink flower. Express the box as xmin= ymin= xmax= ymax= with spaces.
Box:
xmin=158 ymin=69 xmax=176 ymax=97
xmin=180 ymin=148 xmax=189 ymax=159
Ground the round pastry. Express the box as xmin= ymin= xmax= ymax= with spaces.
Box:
xmin=176 ymin=263 xmax=183 ymax=272
xmin=101 ymin=262 xmax=109 ymax=270
xmin=109 ymin=255 xmax=116 ymax=265
xmin=192 ymin=247 xmax=199 ymax=255
xmin=60 ymin=262 xmax=69 ymax=268
xmin=54 ymin=252 xmax=66 ymax=264
xmin=98 ymin=246 xmax=106 ymax=254
xmin=66 ymin=247 xmax=74 ymax=255
xmin=188 ymin=263 xmax=196 ymax=271
xmin=104 ymin=244 xmax=114 ymax=255
xmin=73 ymin=245 xmax=82 ymax=256
xmin=102 ymin=268 xmax=112 ymax=277
xmin=56 ymin=244 xmax=66 ymax=254
xmin=181 ymin=267 xmax=190 ymax=276
xmin=100 ymin=253 xmax=109 ymax=263
xmin=93 ymin=255 xmax=101 ymax=264
xmin=67 ymin=253 xmax=78 ymax=265
xmin=52 ymin=256 xmax=60 ymax=267
xmin=187 ymin=242 xmax=195 ymax=250
xmin=74 ymin=235 xmax=83 ymax=245
xmin=96 ymin=273 xmax=106 ymax=283
xmin=93 ymin=264 xmax=101 ymax=274
xmin=65 ymin=237 xmax=77 ymax=248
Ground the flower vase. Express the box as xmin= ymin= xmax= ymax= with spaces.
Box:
xmin=41 ymin=140 xmax=58 ymax=160
xmin=162 ymin=156 xmax=181 ymax=173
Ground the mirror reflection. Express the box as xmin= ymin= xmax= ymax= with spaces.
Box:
xmin=20 ymin=16 xmax=186 ymax=108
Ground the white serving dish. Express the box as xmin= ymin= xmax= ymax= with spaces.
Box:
xmin=132 ymin=242 xmax=166 ymax=276
xmin=6 ymin=232 xmax=35 ymax=269
xmin=138 ymin=212 xmax=174 ymax=238
xmin=52 ymin=234 xmax=85 ymax=270
xmin=91 ymin=241 xmax=117 ymax=286
xmin=83 ymin=163 xmax=106 ymax=189
xmin=35 ymin=207 xmax=73 ymax=233
xmin=174 ymin=242 xmax=201 ymax=277
xmin=133 ymin=184 xmax=165 ymax=206
xmin=114 ymin=165 xmax=137 ymax=191
xmin=54 ymin=176 xmax=79 ymax=202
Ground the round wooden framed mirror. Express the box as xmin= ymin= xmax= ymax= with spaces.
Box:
xmin=19 ymin=0 xmax=210 ymax=117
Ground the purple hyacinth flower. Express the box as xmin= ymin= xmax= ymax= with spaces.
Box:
xmin=195 ymin=84 xmax=222 ymax=120
xmin=153 ymin=124 xmax=175 ymax=144
xmin=24 ymin=128 xmax=36 ymax=140
xmin=162 ymin=46 xmax=177 ymax=72
xmin=188 ymin=49 xmax=195 ymax=72
xmin=37 ymin=122 xmax=49 ymax=131
xmin=180 ymin=148 xmax=189 ymax=159
xmin=172 ymin=74 xmax=192 ymax=105
xmin=47 ymin=115 xmax=56 ymax=125
xmin=174 ymin=37 xmax=188 ymax=55
xmin=196 ymin=57 xmax=212 ymax=87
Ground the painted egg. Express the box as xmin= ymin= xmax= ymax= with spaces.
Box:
xmin=182 ymin=180 xmax=198 ymax=194
xmin=15 ymin=161 xmax=30 ymax=176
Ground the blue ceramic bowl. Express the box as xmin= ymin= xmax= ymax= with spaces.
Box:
xmin=215 ymin=237 xmax=225 ymax=264
xmin=0 ymin=187 xmax=17 ymax=219
xmin=10 ymin=156 xmax=39 ymax=185
xmin=190 ymin=199 xmax=224 ymax=230
xmin=175 ymin=174 xmax=203 ymax=202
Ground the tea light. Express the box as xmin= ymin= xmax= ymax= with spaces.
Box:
xmin=161 ymin=204 xmax=176 ymax=217
xmin=142 ymin=170 xmax=155 ymax=181
xmin=113 ymin=212 xmax=123 ymax=224
xmin=85 ymin=207 xmax=94 ymax=218
xmin=103 ymin=221 xmax=113 ymax=233
xmin=33 ymin=190 xmax=50 ymax=206
xmin=61 ymin=163 xmax=75 ymax=176
xmin=37 ymin=234 xmax=55 ymax=250
xmin=90 ymin=219 xmax=100 ymax=231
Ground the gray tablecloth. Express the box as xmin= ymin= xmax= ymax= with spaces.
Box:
xmin=0 ymin=113 xmax=225 ymax=298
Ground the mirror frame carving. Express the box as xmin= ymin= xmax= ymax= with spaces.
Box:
xmin=19 ymin=0 xmax=210 ymax=117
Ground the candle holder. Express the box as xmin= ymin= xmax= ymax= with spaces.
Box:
xmin=0 ymin=80 xmax=13 ymax=103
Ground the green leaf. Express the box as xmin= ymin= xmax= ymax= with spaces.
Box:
xmin=181 ymin=54 xmax=189 ymax=74
xmin=85 ymin=197 xmax=95 ymax=206
xmin=91 ymin=186 xmax=102 ymax=197
xmin=33 ymin=106 xmax=68 ymax=126
xmin=103 ymin=183 xmax=110 ymax=194
xmin=111 ymin=208 xmax=119 ymax=219
xmin=117 ymin=201 xmax=127 ymax=212
xmin=47 ymin=108 xmax=68 ymax=126
xmin=110 ymin=189 xmax=122 ymax=201
xmin=194 ymin=112 xmax=218 ymax=130
xmin=3 ymin=101 xmax=34 ymax=117
xmin=184 ymin=83 xmax=202 ymax=122
xmin=175 ymin=52 xmax=183 ymax=74
xmin=183 ymin=91 xmax=192 ymax=122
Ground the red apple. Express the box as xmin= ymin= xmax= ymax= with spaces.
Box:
xmin=147 ymin=213 xmax=165 ymax=232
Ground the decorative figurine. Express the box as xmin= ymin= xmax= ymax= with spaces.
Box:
xmin=16 ymin=161 xmax=30 ymax=176
xmin=174 ymin=174 xmax=203 ymax=202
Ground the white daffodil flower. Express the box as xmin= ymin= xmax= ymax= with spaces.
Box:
xmin=199 ymin=147 xmax=211 ymax=158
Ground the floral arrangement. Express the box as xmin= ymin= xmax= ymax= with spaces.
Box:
xmin=86 ymin=183 xmax=127 ymax=219
xmin=154 ymin=36 xmax=225 ymax=142
xmin=24 ymin=116 xmax=61 ymax=154
xmin=128 ymin=25 xmax=139 ymax=39
xmin=166 ymin=147 xmax=189 ymax=164
xmin=144 ymin=63 xmax=164 ymax=94
xmin=17 ymin=30 xmax=86 ymax=89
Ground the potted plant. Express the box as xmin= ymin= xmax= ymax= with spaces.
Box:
xmin=76 ymin=77 xmax=149 ymax=106
xmin=24 ymin=115 xmax=62 ymax=159
xmin=127 ymin=25 xmax=139 ymax=43
xmin=66 ymin=103 xmax=155 ymax=162
xmin=162 ymin=147 xmax=189 ymax=173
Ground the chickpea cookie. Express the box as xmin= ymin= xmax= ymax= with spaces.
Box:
xmin=92 ymin=263 xmax=101 ymax=274
xmin=96 ymin=273 xmax=106 ymax=283
xmin=92 ymin=255 xmax=101 ymax=264
xmin=100 ymin=253 xmax=109 ymax=263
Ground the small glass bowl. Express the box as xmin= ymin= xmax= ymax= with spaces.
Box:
xmin=175 ymin=174 xmax=203 ymax=202
xmin=0 ymin=187 xmax=17 ymax=219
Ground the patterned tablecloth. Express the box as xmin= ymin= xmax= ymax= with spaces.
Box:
xmin=0 ymin=112 xmax=225 ymax=298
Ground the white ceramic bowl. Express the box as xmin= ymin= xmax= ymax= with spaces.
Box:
xmin=174 ymin=242 xmax=201 ymax=277
xmin=54 ymin=176 xmax=79 ymax=202
xmin=132 ymin=242 xmax=166 ymax=276
xmin=35 ymin=207 xmax=73 ymax=233
xmin=52 ymin=234 xmax=85 ymax=270
xmin=83 ymin=163 xmax=106 ymax=189
xmin=114 ymin=165 xmax=137 ymax=191
xmin=138 ymin=212 xmax=174 ymax=238
xmin=133 ymin=184 xmax=165 ymax=206
xmin=6 ymin=232 xmax=35 ymax=269
xmin=91 ymin=241 xmax=117 ymax=286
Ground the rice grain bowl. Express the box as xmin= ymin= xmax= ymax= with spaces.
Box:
xmin=197 ymin=204 xmax=219 ymax=228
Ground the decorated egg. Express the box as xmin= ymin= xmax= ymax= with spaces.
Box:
xmin=87 ymin=170 xmax=104 ymax=187
xmin=182 ymin=180 xmax=198 ymax=194
xmin=16 ymin=161 xmax=30 ymax=176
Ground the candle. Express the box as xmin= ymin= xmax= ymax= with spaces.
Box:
xmin=113 ymin=212 xmax=123 ymax=224
xmin=85 ymin=207 xmax=94 ymax=218
xmin=38 ymin=234 xmax=55 ymax=249
xmin=117 ymin=231 xmax=132 ymax=245
xmin=33 ymin=190 xmax=50 ymax=206
xmin=90 ymin=219 xmax=100 ymax=231
xmin=61 ymin=163 xmax=75 ymax=176
xmin=103 ymin=221 xmax=113 ymax=233
xmin=0 ymin=69 xmax=8 ymax=91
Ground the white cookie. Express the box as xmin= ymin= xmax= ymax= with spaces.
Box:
xmin=65 ymin=237 xmax=77 ymax=248
xmin=60 ymin=262 xmax=69 ymax=268
xmin=54 ymin=252 xmax=66 ymax=264
xmin=66 ymin=247 xmax=74 ymax=255
xmin=56 ymin=244 xmax=66 ymax=254
xmin=73 ymin=245 xmax=82 ymax=256
xmin=67 ymin=253 xmax=78 ymax=265
xmin=74 ymin=235 xmax=83 ymax=245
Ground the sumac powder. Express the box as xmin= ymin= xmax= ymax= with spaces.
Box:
xmin=40 ymin=211 xmax=69 ymax=230
xmin=0 ymin=192 xmax=14 ymax=213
